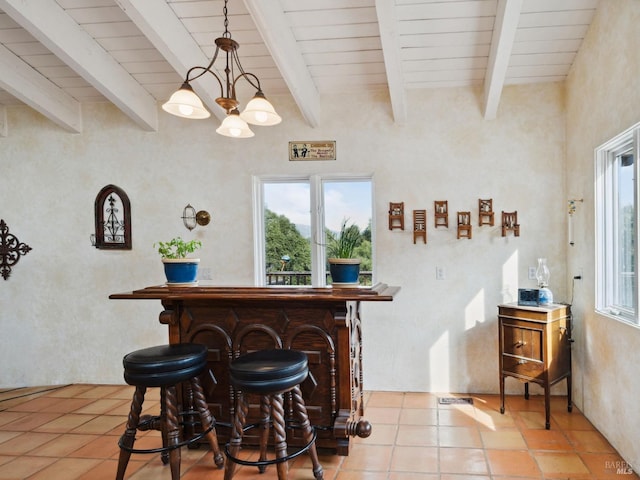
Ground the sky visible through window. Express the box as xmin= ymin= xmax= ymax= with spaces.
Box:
xmin=264 ymin=181 xmax=372 ymax=234
xmin=618 ymin=154 xmax=634 ymax=207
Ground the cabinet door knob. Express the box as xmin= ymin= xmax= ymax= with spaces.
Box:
xmin=515 ymin=341 xmax=527 ymax=347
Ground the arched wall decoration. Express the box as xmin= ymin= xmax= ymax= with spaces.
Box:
xmin=0 ymin=219 xmax=32 ymax=280
xmin=94 ymin=184 xmax=132 ymax=249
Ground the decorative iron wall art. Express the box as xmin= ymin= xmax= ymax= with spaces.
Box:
xmin=94 ymin=184 xmax=132 ymax=249
xmin=0 ymin=219 xmax=32 ymax=280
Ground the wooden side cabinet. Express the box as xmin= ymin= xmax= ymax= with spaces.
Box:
xmin=498 ymin=303 xmax=573 ymax=429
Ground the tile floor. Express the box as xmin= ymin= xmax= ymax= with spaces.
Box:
xmin=0 ymin=385 xmax=637 ymax=479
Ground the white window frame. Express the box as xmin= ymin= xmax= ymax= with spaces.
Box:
xmin=252 ymin=174 xmax=375 ymax=287
xmin=595 ymin=123 xmax=640 ymax=325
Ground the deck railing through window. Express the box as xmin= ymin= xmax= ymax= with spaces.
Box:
xmin=266 ymin=271 xmax=372 ymax=286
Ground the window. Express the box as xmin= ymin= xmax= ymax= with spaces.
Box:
xmin=253 ymin=175 xmax=373 ymax=287
xmin=595 ymin=124 xmax=640 ymax=324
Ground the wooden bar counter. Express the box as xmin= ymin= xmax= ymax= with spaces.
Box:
xmin=110 ymin=283 xmax=399 ymax=455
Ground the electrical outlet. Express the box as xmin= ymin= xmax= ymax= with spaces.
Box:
xmin=199 ymin=267 xmax=212 ymax=281
xmin=528 ymin=266 xmax=537 ymax=280
xmin=436 ymin=266 xmax=446 ymax=280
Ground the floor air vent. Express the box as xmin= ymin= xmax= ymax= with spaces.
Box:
xmin=438 ymin=397 xmax=473 ymax=405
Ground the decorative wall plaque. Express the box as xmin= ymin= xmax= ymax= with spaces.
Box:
xmin=289 ymin=141 xmax=336 ymax=161
xmin=0 ymin=219 xmax=32 ymax=280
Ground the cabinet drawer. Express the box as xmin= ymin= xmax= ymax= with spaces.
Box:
xmin=502 ymin=355 xmax=544 ymax=379
xmin=502 ymin=324 xmax=543 ymax=361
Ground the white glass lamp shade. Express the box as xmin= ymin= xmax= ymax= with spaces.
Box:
xmin=162 ymin=84 xmax=210 ymax=119
xmin=535 ymin=258 xmax=550 ymax=287
xmin=240 ymin=93 xmax=282 ymax=126
xmin=216 ymin=110 xmax=255 ymax=138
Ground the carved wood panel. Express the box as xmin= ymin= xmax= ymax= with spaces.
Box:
xmin=164 ymin=298 xmax=363 ymax=453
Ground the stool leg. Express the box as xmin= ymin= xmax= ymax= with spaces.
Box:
xmin=116 ymin=386 xmax=145 ymax=480
xmin=292 ymin=385 xmax=324 ymax=480
xmin=271 ymin=393 xmax=288 ymax=480
xmin=258 ymin=394 xmax=272 ymax=473
xmin=159 ymin=387 xmax=169 ymax=465
xmin=224 ymin=391 xmax=248 ymax=480
xmin=164 ymin=385 xmax=182 ymax=480
xmin=190 ymin=376 xmax=224 ymax=468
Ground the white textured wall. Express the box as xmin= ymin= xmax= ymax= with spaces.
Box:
xmin=565 ymin=0 xmax=640 ymax=469
xmin=0 ymin=82 xmax=567 ymax=395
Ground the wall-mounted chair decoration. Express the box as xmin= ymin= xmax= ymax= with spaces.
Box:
xmin=501 ymin=211 xmax=520 ymax=236
xmin=478 ymin=199 xmax=494 ymax=226
xmin=434 ymin=201 xmax=448 ymax=228
xmin=0 ymin=219 xmax=32 ymax=280
xmin=182 ymin=204 xmax=211 ymax=231
xmin=388 ymin=202 xmax=404 ymax=230
xmin=413 ymin=210 xmax=427 ymax=244
xmin=94 ymin=184 xmax=131 ymax=250
xmin=457 ymin=212 xmax=472 ymax=239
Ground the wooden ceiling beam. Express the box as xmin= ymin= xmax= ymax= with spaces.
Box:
xmin=375 ymin=0 xmax=407 ymax=125
xmin=115 ymin=0 xmax=225 ymax=123
xmin=0 ymin=43 xmax=81 ymax=133
xmin=483 ymin=0 xmax=523 ymax=120
xmin=0 ymin=0 xmax=158 ymax=131
xmin=243 ymin=0 xmax=320 ymax=128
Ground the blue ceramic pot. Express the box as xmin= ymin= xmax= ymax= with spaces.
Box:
xmin=328 ymin=259 xmax=361 ymax=286
xmin=162 ymin=259 xmax=200 ymax=284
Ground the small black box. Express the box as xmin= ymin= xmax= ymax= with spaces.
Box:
xmin=518 ymin=288 xmax=539 ymax=306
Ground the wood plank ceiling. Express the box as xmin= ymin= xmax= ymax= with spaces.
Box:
xmin=0 ymin=0 xmax=599 ymax=135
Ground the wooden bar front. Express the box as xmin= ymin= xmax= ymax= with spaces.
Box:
xmin=110 ymin=283 xmax=399 ymax=455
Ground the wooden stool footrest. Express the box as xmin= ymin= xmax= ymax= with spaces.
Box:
xmin=224 ymin=426 xmax=317 ymax=467
xmin=119 ymin=421 xmax=214 ymax=455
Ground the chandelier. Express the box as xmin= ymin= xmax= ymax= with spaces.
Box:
xmin=162 ymin=0 xmax=281 ymax=138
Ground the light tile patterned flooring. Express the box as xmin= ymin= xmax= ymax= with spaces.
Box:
xmin=0 ymin=385 xmax=637 ymax=479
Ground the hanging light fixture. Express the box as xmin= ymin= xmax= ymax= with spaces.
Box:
xmin=162 ymin=0 xmax=281 ymax=137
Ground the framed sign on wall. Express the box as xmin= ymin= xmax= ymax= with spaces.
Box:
xmin=289 ymin=141 xmax=336 ymax=161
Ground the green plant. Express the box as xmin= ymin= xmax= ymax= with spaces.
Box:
xmin=327 ymin=219 xmax=361 ymax=259
xmin=154 ymin=237 xmax=202 ymax=259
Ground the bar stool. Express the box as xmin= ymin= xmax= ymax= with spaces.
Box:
xmin=224 ymin=349 xmax=324 ymax=480
xmin=116 ymin=343 xmax=224 ymax=480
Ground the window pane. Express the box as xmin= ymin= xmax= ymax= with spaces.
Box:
xmin=264 ymin=182 xmax=312 ymax=285
xmin=323 ymin=180 xmax=373 ymax=285
xmin=615 ymin=152 xmax=635 ymax=310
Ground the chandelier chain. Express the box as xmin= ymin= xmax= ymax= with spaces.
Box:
xmin=223 ymin=0 xmax=230 ymax=38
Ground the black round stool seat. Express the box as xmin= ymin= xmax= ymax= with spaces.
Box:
xmin=225 ymin=349 xmax=324 ymax=479
xmin=123 ymin=343 xmax=208 ymax=388
xmin=116 ymin=343 xmax=224 ymax=480
xmin=229 ymin=349 xmax=308 ymax=394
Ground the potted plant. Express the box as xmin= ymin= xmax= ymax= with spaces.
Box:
xmin=327 ymin=220 xmax=362 ymax=287
xmin=154 ymin=237 xmax=202 ymax=285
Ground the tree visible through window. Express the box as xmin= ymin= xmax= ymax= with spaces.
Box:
xmin=254 ymin=175 xmax=373 ymax=287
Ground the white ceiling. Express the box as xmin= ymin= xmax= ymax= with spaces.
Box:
xmin=0 ymin=0 xmax=599 ymax=134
